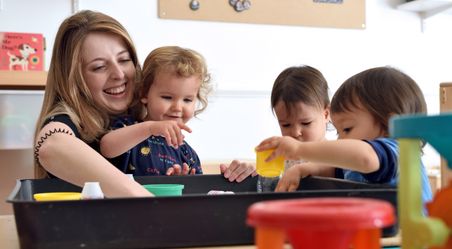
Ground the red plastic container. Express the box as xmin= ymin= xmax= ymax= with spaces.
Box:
xmin=247 ymin=197 xmax=395 ymax=249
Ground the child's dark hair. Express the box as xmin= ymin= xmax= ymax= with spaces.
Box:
xmin=271 ymin=66 xmax=330 ymax=115
xmin=331 ymin=66 xmax=427 ymax=135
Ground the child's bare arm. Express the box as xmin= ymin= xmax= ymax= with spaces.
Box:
xmin=256 ymin=136 xmax=380 ymax=174
xmin=100 ymin=121 xmax=192 ymax=158
xmin=314 ymin=163 xmax=336 ymax=177
xmin=100 ymin=122 xmax=153 ymax=158
xmin=276 ymin=164 xmax=308 ymax=192
xmin=276 ymin=162 xmax=335 ymax=192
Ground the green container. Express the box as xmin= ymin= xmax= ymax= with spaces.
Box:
xmin=142 ymin=184 xmax=184 ymax=196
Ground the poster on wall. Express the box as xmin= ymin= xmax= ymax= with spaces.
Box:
xmin=159 ymin=0 xmax=365 ymax=29
xmin=0 ymin=32 xmax=45 ymax=71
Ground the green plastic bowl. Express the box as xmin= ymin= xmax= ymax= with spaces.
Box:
xmin=142 ymin=184 xmax=184 ymax=196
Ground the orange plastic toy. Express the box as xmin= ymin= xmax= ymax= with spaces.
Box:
xmin=428 ymin=184 xmax=452 ymax=249
xmin=247 ymin=197 xmax=395 ymax=249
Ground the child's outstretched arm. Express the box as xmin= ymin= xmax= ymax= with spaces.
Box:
xmin=255 ymin=136 xmax=380 ymax=174
xmin=100 ymin=120 xmax=192 ymax=158
xmin=276 ymin=162 xmax=335 ymax=192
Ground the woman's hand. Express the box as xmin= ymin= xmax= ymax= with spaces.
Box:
xmin=166 ymin=163 xmax=196 ymax=175
xmin=148 ymin=120 xmax=192 ymax=148
xmin=219 ymin=160 xmax=257 ymax=182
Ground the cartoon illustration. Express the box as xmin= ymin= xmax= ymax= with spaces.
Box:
xmin=0 ymin=32 xmax=44 ymax=71
xmin=7 ymin=43 xmax=37 ymax=71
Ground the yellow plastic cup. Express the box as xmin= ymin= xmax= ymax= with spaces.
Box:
xmin=256 ymin=149 xmax=284 ymax=177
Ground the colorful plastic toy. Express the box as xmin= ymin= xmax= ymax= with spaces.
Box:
xmin=390 ymin=114 xmax=452 ymax=249
xmin=247 ymin=197 xmax=395 ymax=249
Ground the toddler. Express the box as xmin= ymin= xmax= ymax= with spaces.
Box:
xmin=257 ymin=66 xmax=432 ymax=205
xmin=100 ymin=46 xmax=210 ymax=176
xmin=268 ymin=66 xmax=334 ymax=191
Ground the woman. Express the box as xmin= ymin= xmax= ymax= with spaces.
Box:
xmin=34 ymin=10 xmax=151 ymax=197
xmin=34 ymin=10 xmax=254 ymax=197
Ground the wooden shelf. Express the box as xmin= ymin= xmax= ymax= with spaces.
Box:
xmin=398 ymin=0 xmax=452 ymax=20
xmin=397 ymin=0 xmax=452 ymax=31
xmin=398 ymin=0 xmax=452 ymax=12
xmin=0 ymin=71 xmax=46 ymax=90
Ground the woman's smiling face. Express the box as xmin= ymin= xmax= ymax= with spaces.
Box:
xmin=81 ymin=32 xmax=136 ymax=114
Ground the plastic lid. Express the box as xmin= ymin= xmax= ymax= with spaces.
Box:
xmin=34 ymin=192 xmax=81 ymax=201
xmin=247 ymin=197 xmax=395 ymax=229
xmin=142 ymin=184 xmax=184 ymax=196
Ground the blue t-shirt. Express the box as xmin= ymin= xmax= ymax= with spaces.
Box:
xmin=109 ymin=116 xmax=203 ymax=176
xmin=335 ymin=138 xmax=432 ymax=205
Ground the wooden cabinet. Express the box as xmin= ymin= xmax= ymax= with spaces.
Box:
xmin=0 ymin=71 xmax=46 ymax=214
xmin=0 ymin=150 xmax=34 ymax=215
xmin=0 ymin=71 xmax=46 ymax=89
xmin=440 ymin=82 xmax=452 ymax=187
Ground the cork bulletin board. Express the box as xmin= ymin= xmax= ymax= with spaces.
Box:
xmin=158 ymin=0 xmax=365 ymax=29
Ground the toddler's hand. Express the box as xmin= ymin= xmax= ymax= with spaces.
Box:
xmin=276 ymin=162 xmax=329 ymax=192
xmin=275 ymin=165 xmax=303 ymax=192
xmin=166 ymin=163 xmax=196 ymax=175
xmin=149 ymin=121 xmax=192 ymax=148
xmin=255 ymin=136 xmax=303 ymax=162
xmin=220 ymin=160 xmax=257 ymax=182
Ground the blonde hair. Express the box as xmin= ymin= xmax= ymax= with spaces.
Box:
xmin=34 ymin=10 xmax=142 ymax=178
xmin=140 ymin=46 xmax=211 ymax=118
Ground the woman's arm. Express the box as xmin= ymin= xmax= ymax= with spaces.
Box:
xmin=100 ymin=120 xmax=192 ymax=158
xmin=36 ymin=121 xmax=152 ymax=197
xmin=256 ymin=136 xmax=380 ymax=174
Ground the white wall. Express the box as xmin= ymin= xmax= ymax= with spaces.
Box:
xmin=1 ymin=0 xmax=450 ymax=166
